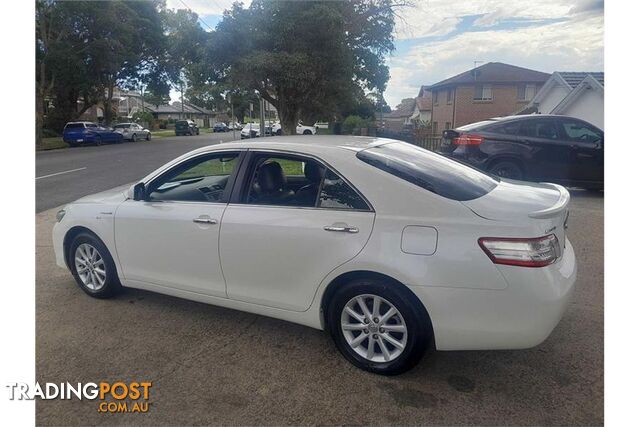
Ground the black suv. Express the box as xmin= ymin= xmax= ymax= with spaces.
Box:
xmin=175 ymin=120 xmax=200 ymax=136
xmin=440 ymin=114 xmax=603 ymax=190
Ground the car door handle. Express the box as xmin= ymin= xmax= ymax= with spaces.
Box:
xmin=324 ymin=224 xmax=359 ymax=233
xmin=193 ymin=217 xmax=218 ymax=224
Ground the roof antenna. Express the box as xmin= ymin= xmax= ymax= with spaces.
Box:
xmin=472 ymin=61 xmax=484 ymax=80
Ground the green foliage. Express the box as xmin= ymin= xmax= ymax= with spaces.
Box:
xmin=209 ymin=0 xmax=399 ymax=133
xmin=132 ymin=111 xmax=154 ymax=124
xmin=343 ymin=115 xmax=371 ymax=135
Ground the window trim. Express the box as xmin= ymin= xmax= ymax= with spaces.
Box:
xmin=229 ymin=149 xmax=374 ymax=212
xmin=143 ymin=150 xmax=247 ymax=205
xmin=473 ymin=84 xmax=493 ymax=101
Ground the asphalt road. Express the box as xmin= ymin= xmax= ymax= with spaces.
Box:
xmin=35 ymin=190 xmax=603 ymax=425
xmin=36 ymin=132 xmax=238 ymax=212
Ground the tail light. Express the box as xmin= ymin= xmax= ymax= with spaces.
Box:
xmin=478 ymin=234 xmax=561 ymax=267
xmin=453 ymin=133 xmax=484 ymax=145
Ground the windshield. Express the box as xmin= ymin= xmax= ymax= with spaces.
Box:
xmin=113 ymin=124 xmax=129 ymax=129
xmin=356 ymin=142 xmax=498 ymax=201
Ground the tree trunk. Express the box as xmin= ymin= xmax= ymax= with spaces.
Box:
xmin=104 ymin=83 xmax=115 ymax=125
xmin=277 ymin=101 xmax=298 ymax=135
xmin=36 ymin=89 xmax=44 ymax=148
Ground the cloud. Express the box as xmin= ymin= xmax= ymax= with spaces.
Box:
xmin=165 ymin=0 xmax=235 ymax=16
xmin=385 ymin=12 xmax=603 ymax=106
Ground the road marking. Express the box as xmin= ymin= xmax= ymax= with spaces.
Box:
xmin=36 ymin=167 xmax=87 ymax=180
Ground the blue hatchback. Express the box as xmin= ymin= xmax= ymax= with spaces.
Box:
xmin=63 ymin=122 xmax=124 ymax=146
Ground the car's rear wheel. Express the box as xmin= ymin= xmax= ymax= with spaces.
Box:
xmin=488 ymin=160 xmax=524 ymax=180
xmin=132 ymin=133 xmax=137 ymax=142
xmin=69 ymin=232 xmax=121 ymax=298
xmin=303 ymin=129 xmax=312 ymax=135
xmin=327 ymin=278 xmax=431 ymax=375
xmin=276 ymin=129 xmax=282 ymax=136
xmin=146 ymin=132 xmax=151 ymax=141
xmin=95 ymin=136 xmax=102 ymax=146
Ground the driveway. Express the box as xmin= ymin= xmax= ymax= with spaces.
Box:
xmin=36 ymin=132 xmax=239 ymax=212
xmin=35 ymin=190 xmax=603 ymax=425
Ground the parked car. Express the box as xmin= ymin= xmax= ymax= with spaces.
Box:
xmin=53 ymin=136 xmax=576 ymax=375
xmin=439 ymin=114 xmax=604 ymax=190
xmin=175 ymin=120 xmax=200 ymax=136
xmin=212 ymin=122 xmax=229 ymax=132
xmin=272 ymin=122 xmax=316 ymax=135
xmin=113 ymin=123 xmax=151 ymax=142
xmin=63 ymin=122 xmax=124 ymax=146
xmin=240 ymin=123 xmax=260 ymax=139
xmin=229 ymin=122 xmax=243 ymax=131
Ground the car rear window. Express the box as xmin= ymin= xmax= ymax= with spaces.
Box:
xmin=113 ymin=124 xmax=129 ymax=129
xmin=176 ymin=120 xmax=187 ymax=125
xmin=65 ymin=123 xmax=84 ymax=129
xmin=356 ymin=142 xmax=498 ymax=201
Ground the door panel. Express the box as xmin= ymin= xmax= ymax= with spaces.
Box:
xmin=556 ymin=118 xmax=604 ymax=183
xmin=219 ymin=205 xmax=375 ymax=311
xmin=115 ymin=201 xmax=227 ymax=297
xmin=518 ymin=118 xmax=570 ymax=181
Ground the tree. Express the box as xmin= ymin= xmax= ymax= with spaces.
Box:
xmin=210 ymin=1 xmax=400 ymax=134
xmin=36 ymin=0 xmax=169 ymax=140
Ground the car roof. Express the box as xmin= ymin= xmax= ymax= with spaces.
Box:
xmin=189 ymin=135 xmax=393 ymax=155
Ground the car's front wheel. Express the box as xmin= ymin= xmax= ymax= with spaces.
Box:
xmin=146 ymin=132 xmax=151 ymax=141
xmin=132 ymin=133 xmax=137 ymax=142
xmin=327 ymin=278 xmax=431 ymax=375
xmin=69 ymin=232 xmax=121 ymax=299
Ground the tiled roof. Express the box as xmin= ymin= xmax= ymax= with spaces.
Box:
xmin=429 ymin=62 xmax=550 ymax=89
xmin=558 ymin=72 xmax=604 ymax=88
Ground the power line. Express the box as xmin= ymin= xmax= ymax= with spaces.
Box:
xmin=177 ymin=0 xmax=214 ymax=31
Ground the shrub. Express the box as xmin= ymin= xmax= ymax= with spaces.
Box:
xmin=342 ymin=115 xmax=370 ymax=135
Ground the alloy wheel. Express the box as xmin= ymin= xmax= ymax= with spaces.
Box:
xmin=74 ymin=243 xmax=106 ymax=291
xmin=340 ymin=294 xmax=408 ymax=363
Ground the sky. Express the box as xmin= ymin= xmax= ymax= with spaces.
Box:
xmin=166 ymin=0 xmax=604 ymax=108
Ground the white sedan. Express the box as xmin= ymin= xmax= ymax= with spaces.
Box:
xmin=112 ymin=123 xmax=151 ymax=142
xmin=271 ymin=122 xmax=316 ymax=135
xmin=52 ymin=136 xmax=576 ymax=375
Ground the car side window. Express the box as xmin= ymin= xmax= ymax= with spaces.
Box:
xmin=487 ymin=121 xmax=521 ymax=135
xmin=318 ymin=169 xmax=369 ymax=210
xmin=243 ymin=154 xmax=369 ymax=210
xmin=246 ymin=155 xmax=323 ymax=207
xmin=147 ymin=152 xmax=240 ymax=203
xmin=559 ymin=120 xmax=602 ymax=143
xmin=519 ymin=119 xmax=559 ymax=140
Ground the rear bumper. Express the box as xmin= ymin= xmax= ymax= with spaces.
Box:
xmin=409 ymin=238 xmax=577 ymax=350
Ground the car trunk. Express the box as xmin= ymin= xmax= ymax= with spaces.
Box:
xmin=462 ymin=179 xmax=570 ymax=250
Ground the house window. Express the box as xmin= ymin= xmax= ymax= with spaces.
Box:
xmin=432 ymin=122 xmax=438 ymax=135
xmin=474 ymin=85 xmax=492 ymax=101
xmin=447 ymin=89 xmax=453 ymax=104
xmin=445 ymin=122 xmax=451 ymax=130
xmin=433 ymin=91 xmax=439 ymax=104
xmin=517 ymin=84 xmax=537 ymax=101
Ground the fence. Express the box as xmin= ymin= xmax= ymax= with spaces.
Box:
xmin=376 ymin=128 xmax=444 ymax=152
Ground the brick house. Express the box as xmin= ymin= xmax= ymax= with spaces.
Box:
xmin=424 ymin=62 xmax=550 ymax=134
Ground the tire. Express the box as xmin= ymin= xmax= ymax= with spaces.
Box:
xmin=303 ymin=130 xmax=312 ymax=135
xmin=68 ymin=232 xmax=122 ymax=299
xmin=132 ymin=133 xmax=137 ymax=142
xmin=276 ymin=129 xmax=282 ymax=136
xmin=488 ymin=160 xmax=524 ymax=180
xmin=95 ymin=136 xmax=102 ymax=146
xmin=327 ymin=278 xmax=431 ymax=375
xmin=146 ymin=133 xmax=151 ymax=141
xmin=196 ymin=129 xmax=200 ymax=135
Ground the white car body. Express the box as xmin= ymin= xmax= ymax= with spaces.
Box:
xmin=113 ymin=123 xmax=151 ymax=141
xmin=240 ymin=123 xmax=261 ymax=138
xmin=53 ymin=136 xmax=576 ymax=354
xmin=271 ymin=122 xmax=317 ymax=135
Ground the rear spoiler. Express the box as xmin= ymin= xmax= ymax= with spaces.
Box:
xmin=528 ymin=183 xmax=570 ymax=219
xmin=442 ymin=129 xmax=460 ymax=139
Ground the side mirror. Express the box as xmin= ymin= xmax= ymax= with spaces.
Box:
xmin=133 ymin=182 xmax=147 ymax=201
